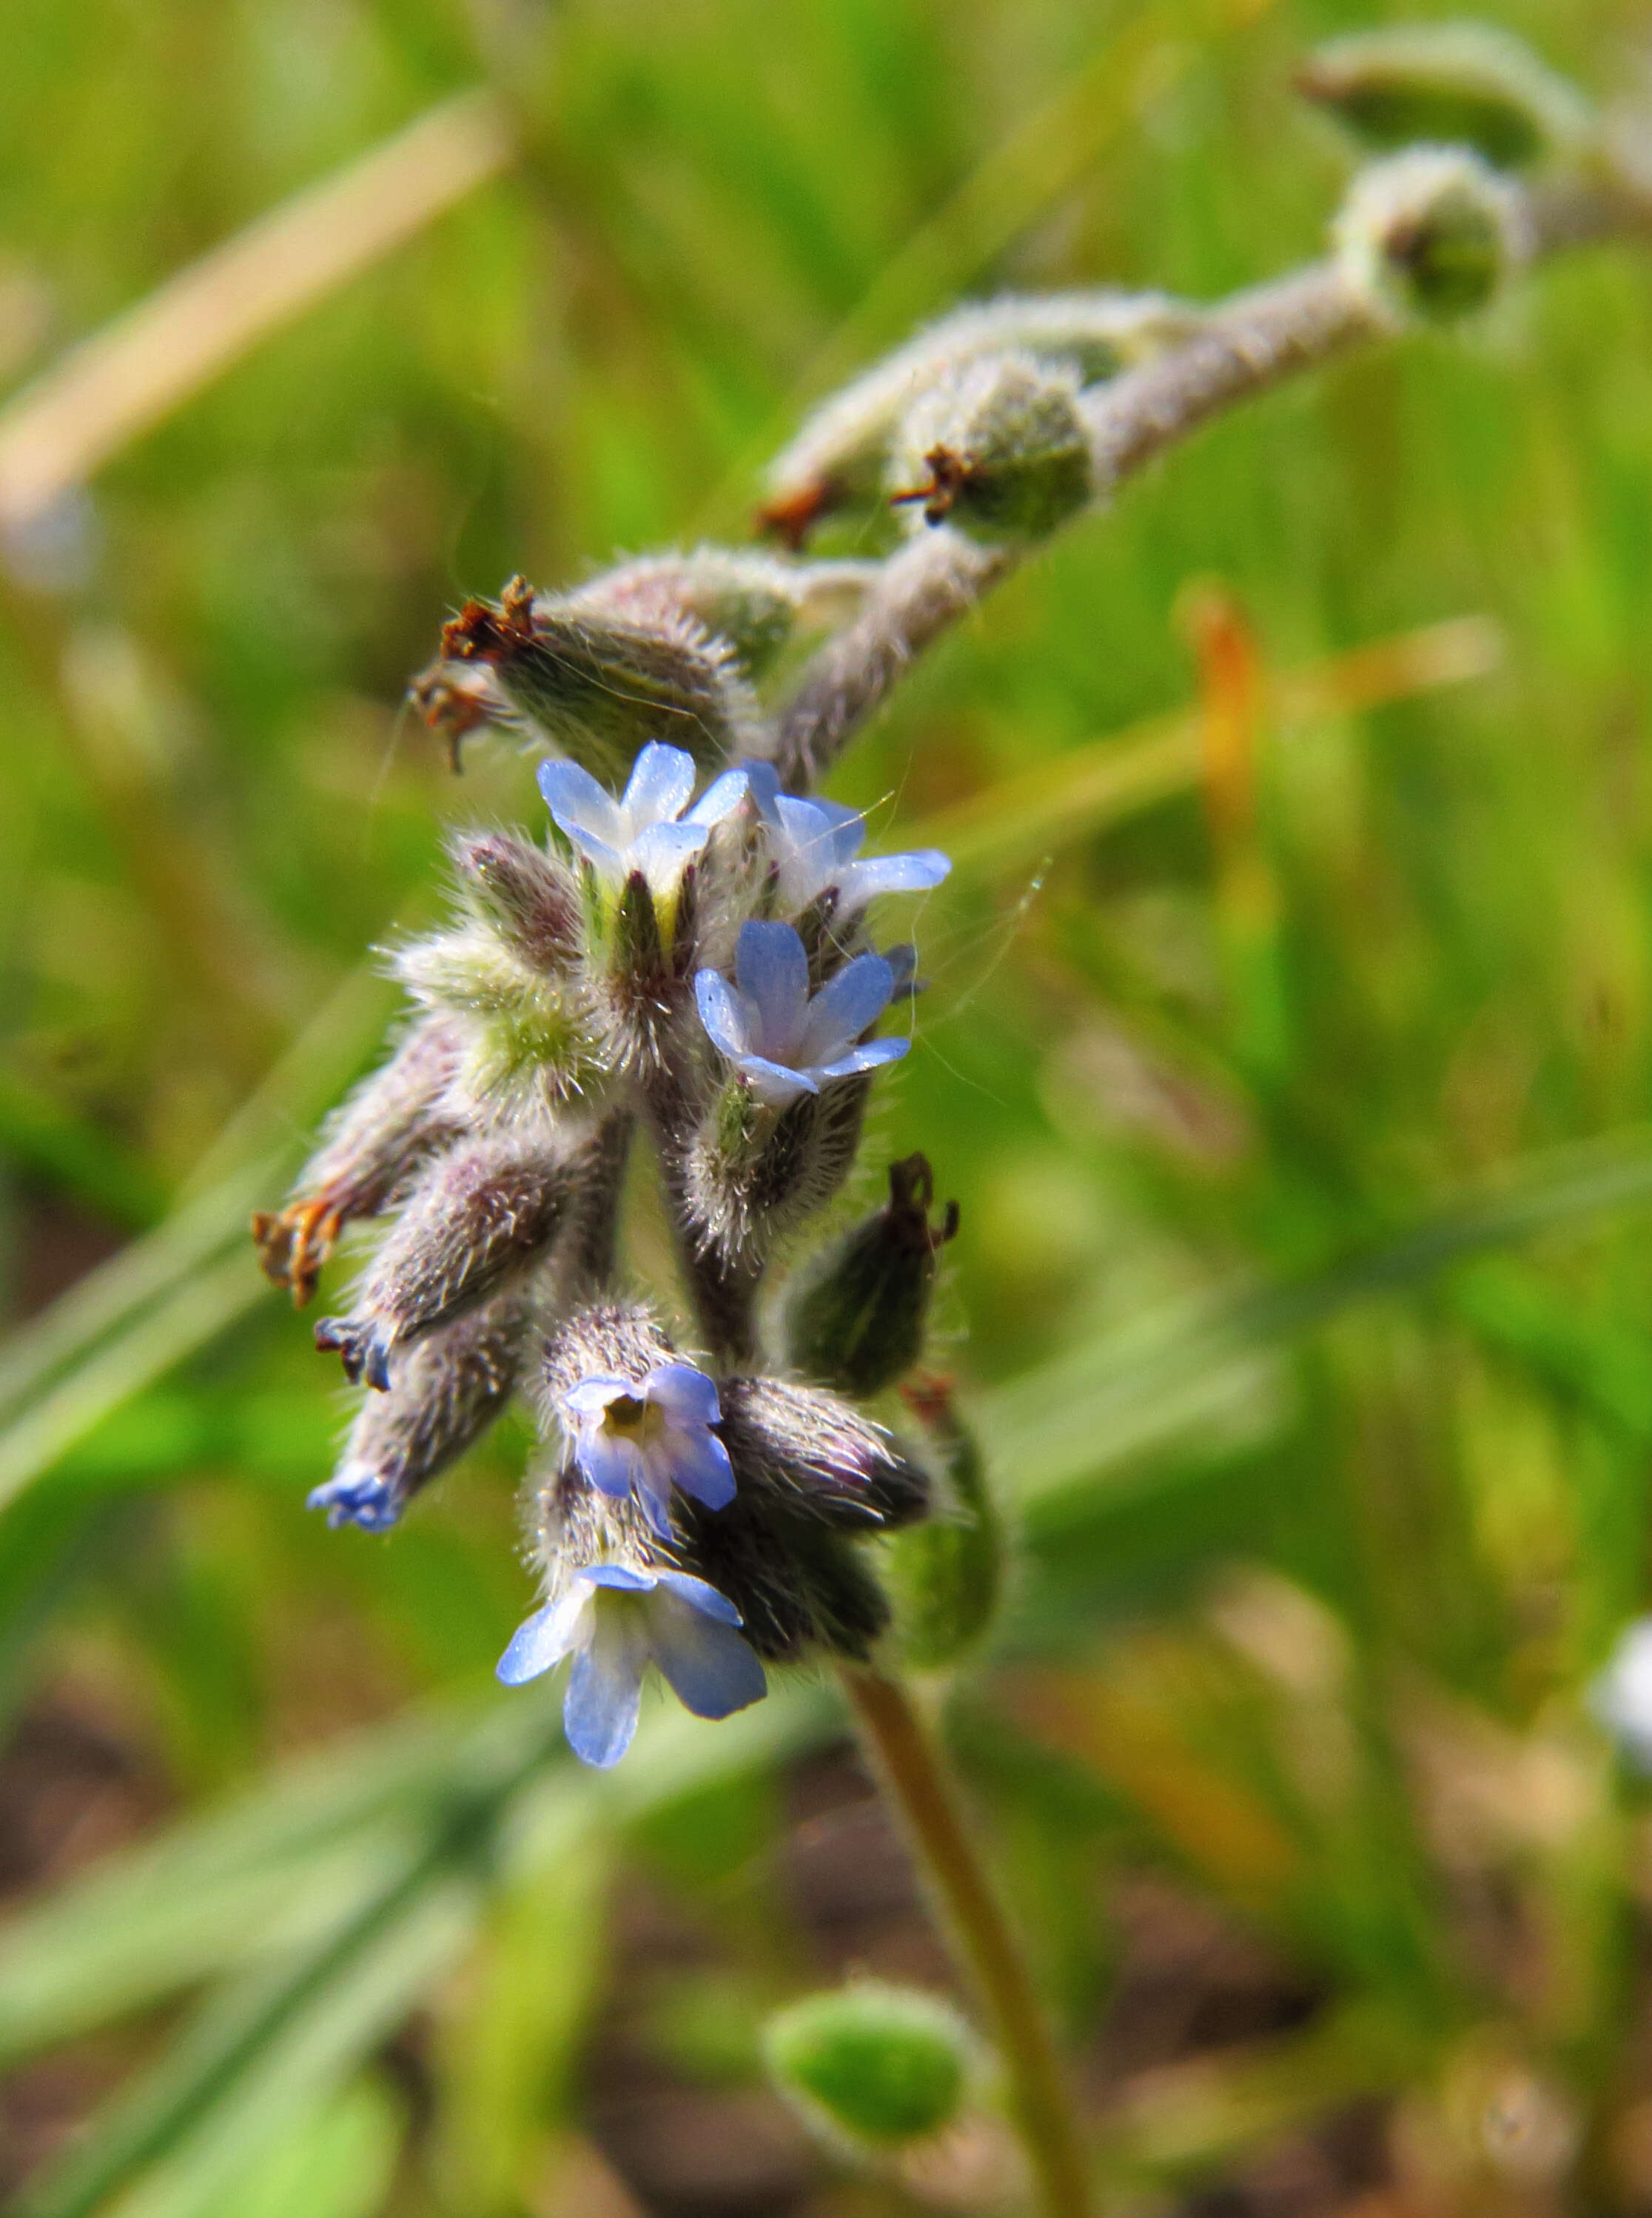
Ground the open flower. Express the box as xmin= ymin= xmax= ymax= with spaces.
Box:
xmin=696 ymin=919 xmax=909 ymax=1108
xmin=538 ymin=741 xmax=748 ymax=900
xmin=562 ymin=1361 xmax=736 ymax=1538
xmin=744 ymin=762 xmax=950 ymax=916
xmin=497 ymin=1564 xmax=766 ymax=1767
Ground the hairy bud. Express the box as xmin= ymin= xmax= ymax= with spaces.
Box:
xmin=1334 ymin=146 xmax=1531 ymax=324
xmin=762 ymin=291 xmax=1195 ymax=543
xmin=685 ymin=1073 xmax=870 ymax=1267
xmin=765 ymin=1983 xmax=974 ymax=2151
xmin=1297 ymin=24 xmax=1591 ymax=171
xmin=308 ymin=1284 xmax=531 ymax=1530
xmin=569 ymin=548 xmax=879 ymax=680
xmin=252 ymin=1016 xmax=464 ymax=1305
xmin=786 ymin=1153 xmax=957 ymax=1398
xmin=393 ymin=926 xmax=601 ymax=1116
xmin=316 ymin=1127 xmax=578 ymax=1389
xmin=888 ymin=352 xmax=1092 ymax=546
xmin=446 ymin=829 xmax=582 ymax=973
xmin=436 ymin=574 xmax=757 ymax=781
xmin=674 ymin=1376 xmax=927 ymax=1664
xmin=884 ymin=1378 xmax=1002 ymax=1670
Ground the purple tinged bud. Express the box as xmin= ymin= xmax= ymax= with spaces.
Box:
xmin=316 ymin=1129 xmax=577 ymax=1387
xmin=252 ymin=1016 xmax=465 ymax=1307
xmin=307 ymin=1286 xmax=528 ymax=1530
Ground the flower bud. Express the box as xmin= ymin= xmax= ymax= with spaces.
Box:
xmin=764 ymin=1983 xmax=973 ymax=2150
xmin=672 ymin=1376 xmax=928 ymax=1664
xmin=889 ymin=352 xmax=1092 ymax=546
xmin=392 ymin=927 xmax=600 ymax=1116
xmin=569 ymin=548 xmax=879 ymax=680
xmin=437 ymin=574 xmax=756 ymax=783
xmin=1334 ymin=146 xmax=1531 ymax=324
xmin=1297 ymin=24 xmax=1591 ymax=171
xmin=762 ymin=292 xmax=1194 ymax=544
xmin=315 ymin=1127 xmax=578 ymax=1389
xmin=307 ymin=1284 xmax=530 ymax=1530
xmin=252 ymin=1015 xmax=464 ymax=1306
xmin=883 ymin=1378 xmax=1002 ymax=1670
xmin=785 ymin=1154 xmax=958 ymax=1398
xmin=684 ymin=1073 xmax=869 ymax=1267
xmin=446 ymin=829 xmax=582 ymax=973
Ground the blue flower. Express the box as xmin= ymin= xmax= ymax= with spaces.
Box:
xmin=561 ymin=1361 xmax=736 ymax=1539
xmin=744 ymin=762 xmax=950 ymax=916
xmin=306 ymin=1464 xmax=402 ymax=1532
xmin=497 ymin=1564 xmax=766 ymax=1768
xmin=696 ymin=919 xmax=909 ymax=1109
xmin=537 ymin=741 xmax=748 ymax=901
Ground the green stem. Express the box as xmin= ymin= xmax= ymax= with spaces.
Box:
xmin=840 ymin=1664 xmax=1091 ymax=2218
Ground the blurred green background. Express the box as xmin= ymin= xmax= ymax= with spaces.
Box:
xmin=7 ymin=0 xmax=1652 ymax=2212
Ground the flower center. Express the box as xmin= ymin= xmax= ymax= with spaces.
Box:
xmin=602 ymin=1393 xmax=663 ymax=1446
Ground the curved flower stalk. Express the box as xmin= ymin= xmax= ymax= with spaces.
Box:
xmin=696 ymin=919 xmax=908 ymax=1108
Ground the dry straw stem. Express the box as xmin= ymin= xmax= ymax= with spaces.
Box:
xmin=770 ymin=169 xmax=1648 ymax=794
xmin=0 ymin=90 xmax=514 ymax=534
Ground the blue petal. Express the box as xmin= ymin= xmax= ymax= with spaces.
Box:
xmin=633 ymin=1458 xmax=678 ymax=1540
xmin=622 ymin=742 xmax=696 ymax=828
xmin=685 ymin=765 xmax=750 ymax=827
xmin=631 ymin=819 xmax=709 ymax=891
xmin=660 ymin=1423 xmax=736 ymax=1512
xmin=736 ymin=1052 xmax=818 ymax=1108
xmin=735 ymin=919 xmax=809 ymax=1054
xmin=795 ymin=951 xmax=893 ymax=1066
xmin=648 ymin=1594 xmax=768 ymax=1721
xmin=563 ymin=1604 xmax=647 ymax=1766
xmin=497 ymin=1586 xmax=592 ymax=1685
xmin=739 ymin=758 xmax=783 ymax=823
xmin=563 ymin=1376 xmax=628 ymax=1418
xmin=538 ymin=758 xmax=622 ymax=844
xmin=810 ymin=1036 xmax=910 ymax=1083
xmin=582 ymin=1564 xmax=659 ymax=1592
xmin=306 ymin=1468 xmax=402 ymax=1532
xmin=575 ymin=1429 xmax=645 ymax=1501
xmin=654 ymin=1569 xmax=744 ymax=1624
xmin=837 ymin=850 xmax=951 ymax=908
xmin=561 ymin=824 xmax=627 ymax=885
xmin=644 ymin=1363 xmax=722 ymax=1427
xmin=696 ymin=969 xmax=756 ymax=1060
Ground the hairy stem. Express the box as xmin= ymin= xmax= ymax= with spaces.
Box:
xmin=841 ymin=1664 xmax=1091 ymax=2218
xmin=770 ymin=172 xmax=1645 ymax=792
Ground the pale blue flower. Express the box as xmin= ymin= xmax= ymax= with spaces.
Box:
xmin=538 ymin=741 xmax=748 ymax=899
xmin=497 ymin=1564 xmax=766 ymax=1768
xmin=696 ymin=919 xmax=909 ymax=1109
xmin=743 ymin=761 xmax=950 ymax=915
xmin=561 ymin=1361 xmax=736 ymax=1539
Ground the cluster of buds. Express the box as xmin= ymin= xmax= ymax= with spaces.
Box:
xmin=258 ymin=542 xmax=965 ymax=1766
xmin=261 ymin=19 xmax=1591 ymax=1765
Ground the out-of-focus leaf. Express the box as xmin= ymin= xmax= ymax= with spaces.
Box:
xmin=135 ymin=2079 xmax=403 ymax=2218
xmin=982 ymin=1124 xmax=1652 ymax=1512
